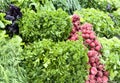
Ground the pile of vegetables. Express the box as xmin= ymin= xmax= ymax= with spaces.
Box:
xmin=0 ymin=0 xmax=120 ymax=83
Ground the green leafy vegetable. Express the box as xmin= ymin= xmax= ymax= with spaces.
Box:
xmin=19 ymin=8 xmax=72 ymax=43
xmin=52 ymin=0 xmax=81 ymax=14
xmin=0 ymin=31 xmax=27 ymax=83
xmin=99 ymin=37 xmax=120 ymax=82
xmin=21 ymin=38 xmax=89 ymax=83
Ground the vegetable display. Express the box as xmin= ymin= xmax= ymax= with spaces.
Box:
xmin=0 ymin=0 xmax=120 ymax=83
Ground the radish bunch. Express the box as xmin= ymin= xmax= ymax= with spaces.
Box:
xmin=81 ymin=23 xmax=109 ymax=83
xmin=69 ymin=14 xmax=109 ymax=83
xmin=68 ymin=14 xmax=80 ymax=40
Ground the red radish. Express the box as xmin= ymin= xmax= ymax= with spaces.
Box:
xmin=97 ymin=77 xmax=103 ymax=83
xmin=94 ymin=40 xmax=99 ymax=46
xmin=92 ymin=50 xmax=98 ymax=55
xmin=82 ymin=34 xmax=86 ymax=38
xmin=91 ymin=67 xmax=98 ymax=75
xmin=87 ymin=51 xmax=93 ymax=57
xmin=98 ymin=64 xmax=104 ymax=71
xmin=87 ymin=50 xmax=96 ymax=57
xmin=86 ymin=30 xmax=91 ymax=34
xmin=89 ymin=75 xmax=95 ymax=80
xmin=95 ymin=45 xmax=101 ymax=51
xmin=88 ymin=31 xmax=95 ymax=35
xmin=85 ymin=23 xmax=92 ymax=30
xmin=96 ymin=61 xmax=100 ymax=65
xmin=70 ymin=32 xmax=74 ymax=36
xmin=85 ymin=39 xmax=92 ymax=44
xmin=91 ymin=63 xmax=97 ymax=67
xmin=95 ymin=56 xmax=99 ymax=63
xmin=72 ymin=14 xmax=80 ymax=22
xmin=90 ymin=42 xmax=95 ymax=47
xmin=89 ymin=57 xmax=95 ymax=63
xmin=82 ymin=23 xmax=92 ymax=30
xmin=74 ymin=20 xmax=80 ymax=25
xmin=88 ymin=50 xmax=98 ymax=57
xmin=89 ymin=33 xmax=96 ymax=39
xmin=103 ymin=71 xmax=109 ymax=77
xmin=72 ymin=19 xmax=76 ymax=22
xmin=72 ymin=28 xmax=76 ymax=33
xmin=90 ymin=48 xmax=95 ymax=51
xmin=89 ymin=80 xmax=96 ymax=83
xmin=81 ymin=27 xmax=86 ymax=30
xmin=102 ymin=76 xmax=108 ymax=83
xmin=97 ymin=71 xmax=103 ymax=77
xmin=74 ymin=26 xmax=79 ymax=30
xmin=85 ymin=80 xmax=89 ymax=83
xmin=86 ymin=26 xmax=92 ymax=30
xmin=82 ymin=29 xmax=87 ymax=34
xmin=85 ymin=34 xmax=90 ymax=39
xmin=73 ymin=33 xmax=78 ymax=39
xmin=70 ymin=36 xmax=76 ymax=40
xmin=81 ymin=25 xmax=87 ymax=30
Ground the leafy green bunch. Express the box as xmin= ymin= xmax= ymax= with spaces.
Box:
xmin=21 ymin=38 xmax=89 ymax=83
xmin=52 ymin=0 xmax=81 ymax=14
xmin=0 ymin=31 xmax=27 ymax=83
xmin=99 ymin=37 xmax=120 ymax=82
xmin=78 ymin=0 xmax=120 ymax=12
xmin=19 ymin=8 xmax=72 ymax=43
